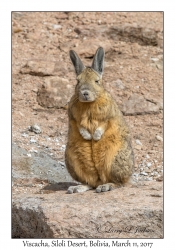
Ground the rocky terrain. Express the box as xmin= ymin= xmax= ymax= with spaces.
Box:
xmin=12 ymin=12 xmax=163 ymax=238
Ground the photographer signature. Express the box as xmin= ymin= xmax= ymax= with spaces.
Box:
xmin=89 ymin=221 xmax=154 ymax=234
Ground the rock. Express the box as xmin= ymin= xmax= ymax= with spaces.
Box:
xmin=21 ymin=133 xmax=28 ymax=137
xmin=61 ymin=145 xmax=66 ymax=151
xmin=156 ymin=135 xmax=163 ymax=142
xmin=76 ymin=39 xmax=111 ymax=57
xmin=20 ymin=60 xmax=56 ymax=76
xmin=74 ymin=24 xmax=159 ymax=47
xmin=145 ymin=169 xmax=152 ymax=173
xmin=30 ymin=138 xmax=37 ymax=143
xmin=20 ymin=60 xmax=67 ymax=77
xmin=12 ymin=181 xmax=163 ymax=238
xmin=12 ymin=144 xmax=73 ymax=183
xmin=140 ymin=172 xmax=148 ymax=176
xmin=156 ymin=175 xmax=163 ymax=182
xmin=12 ymin=20 xmax=23 ymax=33
xmin=154 ymin=171 xmax=159 ymax=176
xmin=106 ymin=25 xmax=158 ymax=46
xmin=157 ymin=101 xmax=163 ymax=110
xmin=73 ymin=25 xmax=107 ymax=38
xmin=145 ymin=177 xmax=153 ymax=181
xmin=113 ymin=79 xmax=125 ymax=89
xmin=55 ymin=12 xmax=68 ymax=20
xmin=37 ymin=77 xmax=74 ymax=108
xmin=150 ymin=57 xmax=163 ymax=70
xmin=29 ymin=124 xmax=42 ymax=134
xmin=151 ymin=57 xmax=159 ymax=62
xmin=120 ymin=94 xmax=160 ymax=116
xmin=12 ymin=12 xmax=24 ymax=18
xmin=135 ymin=139 xmax=142 ymax=145
xmin=142 ymin=28 xmax=158 ymax=45
xmin=134 ymin=145 xmax=142 ymax=150
xmin=52 ymin=24 xmax=62 ymax=29
xmin=59 ymin=38 xmax=111 ymax=57
xmin=144 ymin=95 xmax=163 ymax=110
xmin=156 ymin=62 xmax=163 ymax=70
xmin=13 ymin=27 xmax=23 ymax=33
xmin=146 ymin=162 xmax=152 ymax=168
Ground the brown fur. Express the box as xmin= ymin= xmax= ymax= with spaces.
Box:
xmin=65 ymin=48 xmax=134 ymax=191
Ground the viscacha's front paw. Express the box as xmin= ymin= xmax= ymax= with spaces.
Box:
xmin=93 ymin=127 xmax=104 ymax=141
xmin=79 ymin=127 xmax=92 ymax=140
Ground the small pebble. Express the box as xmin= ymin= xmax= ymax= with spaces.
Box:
xmin=151 ymin=57 xmax=159 ymax=62
xmin=135 ymin=139 xmax=142 ymax=146
xmin=140 ymin=172 xmax=148 ymax=176
xmin=61 ymin=145 xmax=66 ymax=150
xmin=145 ymin=169 xmax=151 ymax=173
xmin=29 ymin=124 xmax=42 ymax=134
xmin=145 ymin=177 xmax=153 ymax=181
xmin=29 ymin=148 xmax=38 ymax=153
xmin=115 ymin=79 xmax=125 ymax=90
xmin=27 ymin=153 xmax=31 ymax=157
xmin=135 ymin=145 xmax=142 ymax=150
xmin=21 ymin=133 xmax=28 ymax=137
xmin=58 ymin=161 xmax=65 ymax=167
xmin=156 ymin=135 xmax=163 ymax=141
xmin=53 ymin=24 xmax=62 ymax=29
xmin=30 ymin=138 xmax=37 ymax=143
xmin=146 ymin=162 xmax=152 ymax=168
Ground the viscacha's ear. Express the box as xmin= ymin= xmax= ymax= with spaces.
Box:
xmin=69 ymin=50 xmax=85 ymax=76
xmin=91 ymin=47 xmax=105 ymax=75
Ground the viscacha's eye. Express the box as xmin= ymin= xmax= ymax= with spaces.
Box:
xmin=95 ymin=80 xmax=99 ymax=84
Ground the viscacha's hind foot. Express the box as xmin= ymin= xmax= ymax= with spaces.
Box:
xmin=67 ymin=184 xmax=93 ymax=194
xmin=96 ymin=183 xmax=116 ymax=193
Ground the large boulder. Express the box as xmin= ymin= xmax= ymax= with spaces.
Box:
xmin=37 ymin=77 xmax=74 ymax=108
xmin=12 ymin=181 xmax=163 ymax=238
xmin=120 ymin=94 xmax=161 ymax=115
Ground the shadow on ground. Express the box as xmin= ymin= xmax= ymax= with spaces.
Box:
xmin=41 ymin=182 xmax=78 ymax=193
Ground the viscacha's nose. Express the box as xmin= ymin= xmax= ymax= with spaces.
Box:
xmin=81 ymin=90 xmax=89 ymax=98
